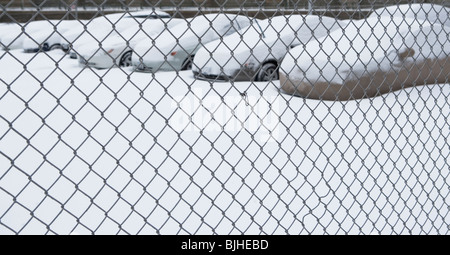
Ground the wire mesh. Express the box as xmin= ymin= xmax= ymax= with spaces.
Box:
xmin=0 ymin=0 xmax=448 ymax=235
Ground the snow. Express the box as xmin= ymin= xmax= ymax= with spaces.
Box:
xmin=76 ymin=18 xmax=183 ymax=57
xmin=133 ymin=14 xmax=251 ymax=62
xmin=0 ymin=23 xmax=20 ymax=37
xmin=192 ymin=15 xmax=347 ymax=77
xmin=70 ymin=15 xmax=137 ymax=50
xmin=114 ymin=18 xmax=183 ymax=45
xmin=1 ymin=20 xmax=87 ymax=51
xmin=281 ymin=16 xmax=450 ymax=84
xmin=370 ymin=3 xmax=450 ymax=27
xmin=123 ymin=9 xmax=172 ymax=18
xmin=1 ymin=6 xmax=449 ymax=234
xmin=0 ymin=24 xmax=21 ymax=48
xmin=1 ymin=20 xmax=61 ymax=50
xmin=22 ymin=20 xmax=86 ymax=50
xmin=70 ymin=11 xmax=172 ymax=54
xmin=0 ymin=46 xmax=448 ymax=234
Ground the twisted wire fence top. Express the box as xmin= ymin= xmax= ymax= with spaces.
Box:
xmin=0 ymin=0 xmax=449 ymax=235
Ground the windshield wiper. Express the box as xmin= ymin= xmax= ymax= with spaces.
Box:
xmin=254 ymin=18 xmax=265 ymax=39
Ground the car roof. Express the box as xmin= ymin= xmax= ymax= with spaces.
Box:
xmin=126 ymin=9 xmax=171 ymax=18
xmin=370 ymin=3 xmax=450 ymax=26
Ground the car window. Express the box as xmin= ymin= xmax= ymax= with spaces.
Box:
xmin=222 ymin=23 xmax=235 ymax=36
xmin=219 ymin=19 xmax=244 ymax=36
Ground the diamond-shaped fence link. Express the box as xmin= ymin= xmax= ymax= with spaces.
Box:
xmin=0 ymin=0 xmax=448 ymax=235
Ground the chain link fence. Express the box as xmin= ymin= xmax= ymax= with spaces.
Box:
xmin=0 ymin=0 xmax=449 ymax=235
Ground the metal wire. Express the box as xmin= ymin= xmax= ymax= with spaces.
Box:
xmin=0 ymin=0 xmax=448 ymax=235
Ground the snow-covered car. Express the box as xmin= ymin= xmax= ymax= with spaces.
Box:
xmin=0 ymin=23 xmax=20 ymax=39
xmin=77 ymin=18 xmax=183 ymax=69
xmin=66 ymin=9 xmax=172 ymax=59
xmin=1 ymin=20 xmax=58 ymax=50
xmin=192 ymin=15 xmax=346 ymax=81
xmin=369 ymin=3 xmax=450 ymax=27
xmin=0 ymin=23 xmax=21 ymax=49
xmin=0 ymin=23 xmax=12 ymax=32
xmin=0 ymin=23 xmax=23 ymax=50
xmin=279 ymin=16 xmax=450 ymax=100
xmin=59 ymin=24 xmax=85 ymax=54
xmin=22 ymin=20 xmax=86 ymax=53
xmin=132 ymin=13 xmax=251 ymax=72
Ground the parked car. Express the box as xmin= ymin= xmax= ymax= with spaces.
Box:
xmin=279 ymin=16 xmax=450 ymax=100
xmin=192 ymin=15 xmax=346 ymax=81
xmin=65 ymin=9 xmax=172 ymax=59
xmin=132 ymin=13 xmax=251 ymax=72
xmin=1 ymin=20 xmax=58 ymax=50
xmin=22 ymin=20 xmax=86 ymax=53
xmin=77 ymin=18 xmax=183 ymax=68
